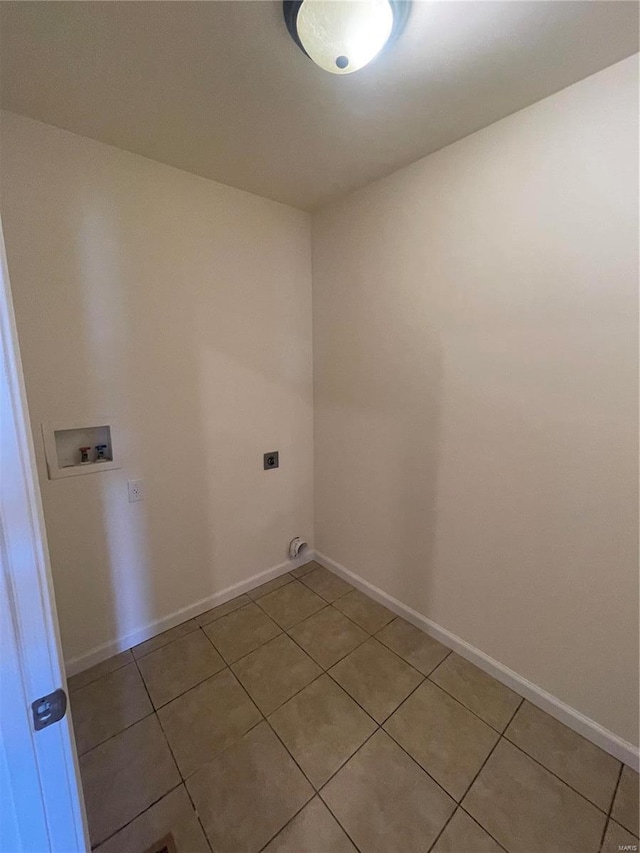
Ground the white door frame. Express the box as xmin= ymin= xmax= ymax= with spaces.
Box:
xmin=0 ymin=219 xmax=88 ymax=852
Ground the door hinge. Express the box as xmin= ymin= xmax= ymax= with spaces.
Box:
xmin=31 ymin=688 xmax=67 ymax=731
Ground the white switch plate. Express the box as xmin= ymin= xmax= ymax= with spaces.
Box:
xmin=127 ymin=479 xmax=144 ymax=503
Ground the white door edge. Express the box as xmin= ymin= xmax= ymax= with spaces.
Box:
xmin=0 ymin=217 xmax=88 ymax=852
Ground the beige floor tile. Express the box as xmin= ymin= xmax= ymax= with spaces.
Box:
xmin=329 ymin=638 xmax=423 ymax=723
xmin=321 ymin=730 xmax=455 ymax=853
xmin=430 ymin=653 xmax=521 ymax=732
xmin=94 ymin=785 xmax=209 ymax=853
xmin=333 ymin=590 xmax=395 ymax=634
xmin=137 ymin=629 xmax=225 ymax=708
xmin=290 ymin=560 xmax=322 ymax=578
xmin=67 ymin=650 xmax=133 ymax=692
xmin=263 ymin=797 xmax=357 ymax=853
xmin=288 ymin=606 xmax=368 ymax=669
xmin=203 ymin=601 xmax=281 ymax=663
xmin=299 ymin=566 xmax=354 ymax=603
xmin=248 ymin=573 xmax=295 ymax=600
xmin=195 ymin=593 xmax=250 ymax=626
xmin=269 ymin=674 xmax=376 ymax=787
xmin=257 ymin=581 xmax=326 ymax=629
xmin=158 ymin=668 xmax=261 ymax=777
xmin=612 ymin=765 xmax=639 ymax=836
xmin=71 ymin=662 xmax=152 ymax=754
xmin=384 ymin=680 xmax=499 ymax=800
xmin=132 ymin=619 xmax=198 ymax=660
xmin=601 ymin=818 xmax=639 ymax=853
xmin=232 ymin=633 xmax=322 ymax=715
xmin=80 ymin=715 xmax=180 ymax=847
xmin=187 ymin=721 xmax=313 ymax=853
xmin=505 ymin=701 xmax=620 ymax=810
xmin=432 ymin=808 xmax=504 ymax=852
xmin=463 ymin=739 xmax=607 ymax=853
xmin=376 ymin=618 xmax=450 ymax=676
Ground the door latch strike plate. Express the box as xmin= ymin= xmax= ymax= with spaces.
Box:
xmin=32 ymin=688 xmax=67 ymax=731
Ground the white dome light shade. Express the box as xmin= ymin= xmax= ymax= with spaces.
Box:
xmin=294 ymin=0 xmax=395 ymax=74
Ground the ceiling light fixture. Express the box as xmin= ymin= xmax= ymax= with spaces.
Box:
xmin=283 ymin=0 xmax=410 ymax=75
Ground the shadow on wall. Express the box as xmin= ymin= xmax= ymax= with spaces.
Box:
xmin=314 ymin=243 xmax=445 ymax=612
xmin=44 ymin=196 xmax=214 ymax=656
xmin=3 ymin=140 xmax=313 ymax=668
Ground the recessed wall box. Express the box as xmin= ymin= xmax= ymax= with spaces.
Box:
xmin=42 ymin=420 xmax=121 ymax=480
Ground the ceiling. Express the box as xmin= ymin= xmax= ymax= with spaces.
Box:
xmin=1 ymin=1 xmax=638 ymax=210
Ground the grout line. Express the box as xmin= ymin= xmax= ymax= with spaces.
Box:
xmin=195 ymin=595 xmax=253 ymax=630
xmin=202 ymin=609 xmax=286 ymax=666
xmin=437 ymin=738 xmax=515 ymax=852
xmin=89 ymin=653 xmax=188 ymax=849
xmin=77 ymin=581 xmax=373 ymax=849
xmin=79 ymin=581 xmax=626 ymax=853
xmin=75 ymin=707 xmax=156 ymax=758
xmin=503 ymin=694 xmax=525 ymax=730
xmin=327 ymin=599 xmax=386 ymax=635
xmin=289 ymin=631 xmax=370 ymax=672
xmin=315 ymin=800 xmax=366 ymax=853
xmin=149 ymin=658 xmax=270 ymax=781
xmin=264 ymin=716 xmax=319 ymax=791
xmin=247 ymin=573 xmax=297 ymax=602
xmin=331 ymin=659 xmax=427 ymax=729
xmin=598 ymin=762 xmax=633 ymax=853
xmin=278 ymin=610 xmax=447 ymax=744
xmin=179 ymin=713 xmax=266 ymax=786
xmin=130 ymin=620 xmax=200 ymax=662
xmin=214 ymin=613 xmax=388 ymax=851
xmin=278 ymin=629 xmax=383 ymax=727
xmin=197 ymin=621 xmax=238 ymax=661
xmin=315 ymin=725 xmax=381 ymax=792
xmin=357 ymin=634 xmax=429 ymax=683
xmin=200 ymin=667 xmax=322 ymax=853
xmin=424 ymin=807 xmax=458 ymax=853
xmin=373 ymin=621 xmax=455 ymax=678
xmin=283 ymin=618 xmax=364 ymax=670
xmin=251 ymin=586 xmax=328 ymax=631
xmin=261 ymin=647 xmax=383 ymax=791
xmin=295 ymin=568 xmax=355 ymax=604
xmin=67 ymin=651 xmax=134 ymax=693
xmin=331 ymin=599 xmax=397 ymax=636
xmin=503 ymin=730 xmax=620 ymax=817
xmin=422 ymin=671 xmax=514 ymax=735
xmin=455 ymin=699 xmax=525 ymax=806
xmin=221 ymin=629 xmax=286 ymax=666
xmin=455 ymin=808 xmax=510 ymax=853
xmin=254 ymin=794 xmax=316 ymax=853
xmin=133 ymin=654 xmax=216 ymax=853
xmin=458 ymin=805 xmax=518 ymax=853
xmin=180 ymin=773 xmax=214 ymax=853
xmin=359 ymin=658 xmax=509 ymax=814
xmin=146 ymin=662 xmax=228 ymax=712
xmin=132 ymin=655 xmax=182 ymax=782
xmin=423 ymin=649 xmax=455 ymax=677
xmin=252 ymin=665 xmax=328 ymax=718
xmin=90 ymin=782 xmax=184 ymax=850
xmin=598 ymin=763 xmax=625 ymax=853
xmin=374 ymin=709 xmax=459 ymax=806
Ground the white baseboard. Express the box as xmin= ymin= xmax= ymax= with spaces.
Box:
xmin=315 ymin=551 xmax=639 ymax=772
xmin=64 ymin=551 xmax=315 ymax=677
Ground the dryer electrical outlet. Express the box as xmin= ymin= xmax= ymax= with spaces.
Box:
xmin=263 ymin=451 xmax=279 ymax=470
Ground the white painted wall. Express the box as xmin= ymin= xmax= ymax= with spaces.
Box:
xmin=312 ymin=57 xmax=639 ymax=746
xmin=0 ymin=112 xmax=314 ymax=667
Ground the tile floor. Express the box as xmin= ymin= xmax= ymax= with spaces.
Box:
xmin=68 ymin=561 xmax=639 ymax=853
